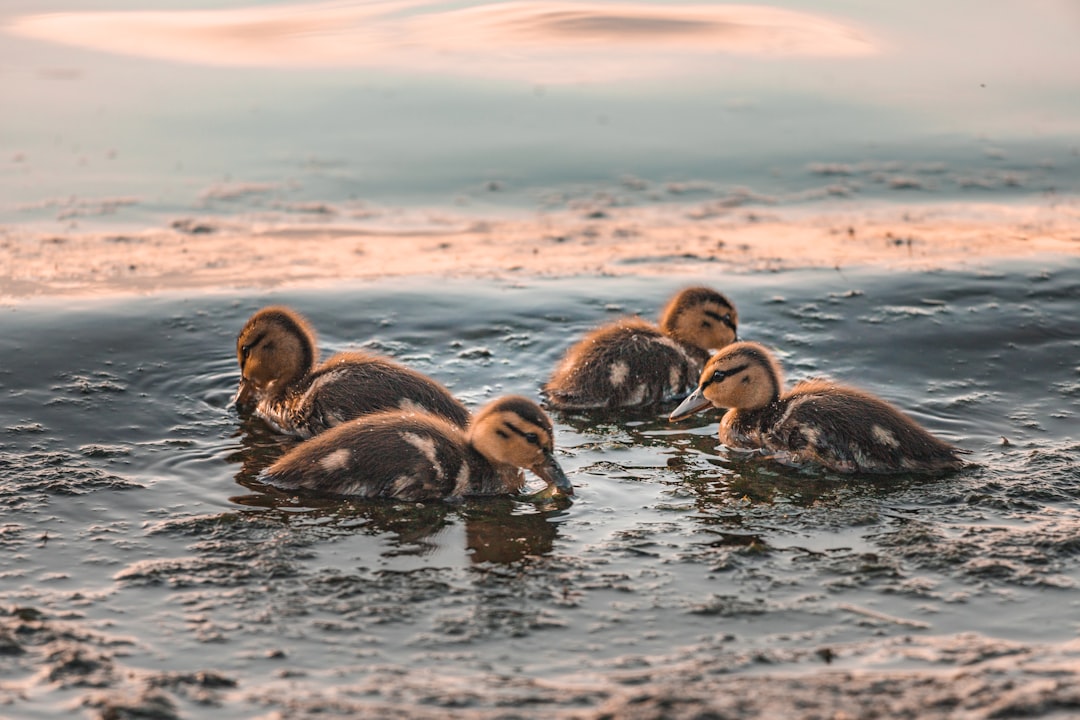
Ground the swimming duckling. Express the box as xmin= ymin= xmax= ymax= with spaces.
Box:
xmin=544 ymin=287 xmax=738 ymax=409
xmin=235 ymin=306 xmax=470 ymax=437
xmin=669 ymin=342 xmax=966 ymax=474
xmin=261 ymin=395 xmax=573 ymax=501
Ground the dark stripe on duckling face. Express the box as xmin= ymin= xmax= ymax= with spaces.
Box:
xmin=703 ymin=309 xmax=738 ymax=335
xmin=702 ymin=363 xmax=749 ymax=388
xmin=503 ymin=421 xmax=542 ymax=448
xmin=250 ymin=308 xmax=317 ymax=375
xmin=281 ymin=312 xmax=316 ymax=374
xmin=659 ymin=287 xmax=739 ymax=351
xmin=671 ymin=287 xmax=734 ymax=313
xmin=238 ymin=331 xmax=267 ymax=372
xmin=488 ymin=396 xmax=553 ymax=435
xmin=722 ymin=344 xmax=782 ymax=403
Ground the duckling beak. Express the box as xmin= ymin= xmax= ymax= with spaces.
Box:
xmin=535 ymin=451 xmax=574 ymax=496
xmin=232 ymin=379 xmax=254 ymax=412
xmin=669 ymin=386 xmax=713 ymax=422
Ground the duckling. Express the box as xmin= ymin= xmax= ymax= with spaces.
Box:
xmin=669 ymin=342 xmax=966 ymax=474
xmin=544 ymin=286 xmax=738 ymax=409
xmin=260 ymin=395 xmax=573 ymax=500
xmin=235 ymin=306 xmax=470 ymax=437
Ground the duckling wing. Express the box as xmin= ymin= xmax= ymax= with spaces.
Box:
xmin=545 ymin=321 xmax=705 ymax=408
xmin=765 ymin=380 xmax=964 ymax=474
xmin=261 ymin=414 xmax=472 ymax=500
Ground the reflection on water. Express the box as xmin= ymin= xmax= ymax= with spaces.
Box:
xmin=2 ymin=1 xmax=1078 ymax=232
xmin=223 ymin=494 xmax=560 ymax=564
xmin=8 ymin=1 xmax=875 ymax=74
xmin=226 ymin=414 xmax=298 ymax=483
xmin=1 ymin=260 xmax=1080 ymax=715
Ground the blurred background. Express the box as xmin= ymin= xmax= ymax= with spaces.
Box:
xmin=3 ymin=0 xmax=1079 ymax=234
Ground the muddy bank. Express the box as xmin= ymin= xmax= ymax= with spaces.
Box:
xmin=3 ymin=606 xmax=1079 ymax=719
xmin=2 ymin=200 xmax=1079 ymax=298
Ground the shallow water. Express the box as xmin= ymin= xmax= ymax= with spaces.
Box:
xmin=1 ymin=257 xmax=1079 ymax=716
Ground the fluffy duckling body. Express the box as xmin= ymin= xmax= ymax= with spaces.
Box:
xmin=545 ymin=287 xmax=738 ymax=409
xmin=236 ymin=306 xmax=470 ymax=437
xmin=261 ymin=396 xmax=573 ymax=501
xmin=670 ymin=342 xmax=966 ymax=474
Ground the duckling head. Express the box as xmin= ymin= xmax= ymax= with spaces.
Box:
xmin=234 ymin=306 xmax=317 ymax=410
xmin=659 ymin=286 xmax=739 ymax=352
xmin=469 ymin=396 xmax=574 ymax=496
xmin=669 ymin=342 xmax=782 ymax=421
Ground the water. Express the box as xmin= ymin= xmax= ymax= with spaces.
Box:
xmin=3 ymin=1 xmax=1080 ymax=235
xmin=3 ymin=1 xmax=1080 ymax=715
xmin=1 ymin=258 xmax=1079 ymax=717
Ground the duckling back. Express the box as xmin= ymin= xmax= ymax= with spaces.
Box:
xmin=261 ymin=395 xmax=573 ymax=501
xmin=753 ymin=379 xmax=966 ymax=474
xmin=236 ymin=306 xmax=470 ymax=437
xmin=544 ymin=286 xmax=737 ymax=410
xmin=261 ymin=411 xmax=498 ymax=501
xmin=673 ymin=341 xmax=966 ymax=475
xmin=292 ymin=352 xmax=471 ymax=436
xmin=545 ymin=319 xmax=705 ymax=409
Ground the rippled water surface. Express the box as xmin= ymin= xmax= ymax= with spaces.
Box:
xmin=1 ymin=258 xmax=1079 ymax=716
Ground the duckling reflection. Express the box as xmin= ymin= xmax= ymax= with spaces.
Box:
xmin=226 ymin=413 xmax=300 ymax=485
xmin=233 ymin=487 xmax=455 ymax=545
xmin=680 ymin=457 xmax=906 ymax=510
xmin=225 ymin=492 xmax=560 ymax=565
xmin=545 ymin=286 xmax=738 ymax=409
xmin=463 ymin=498 xmax=560 ymax=564
xmin=235 ymin=306 xmax=470 ymax=437
xmin=261 ymin=396 xmax=573 ymax=501
xmin=670 ymin=342 xmax=967 ymax=474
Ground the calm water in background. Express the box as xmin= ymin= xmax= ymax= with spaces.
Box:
xmin=2 ymin=0 xmax=1080 ymax=233
xmin=1 ymin=260 xmax=1079 ymax=715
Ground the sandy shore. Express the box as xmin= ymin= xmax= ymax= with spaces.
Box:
xmin=2 ymin=200 xmax=1079 ymax=298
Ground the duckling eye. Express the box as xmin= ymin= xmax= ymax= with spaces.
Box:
xmin=240 ymin=331 xmax=267 ymax=361
xmin=524 ymin=432 xmax=539 ymax=445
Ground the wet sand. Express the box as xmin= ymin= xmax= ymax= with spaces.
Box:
xmin=3 ymin=200 xmax=1079 ymax=298
xmin=4 ymin=602 xmax=1078 ymax=720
